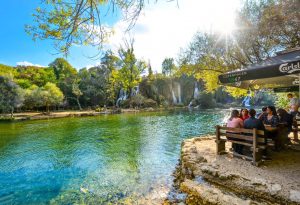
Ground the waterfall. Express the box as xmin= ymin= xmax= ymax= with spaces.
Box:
xmin=131 ymin=85 xmax=139 ymax=96
xmin=116 ymin=89 xmax=127 ymax=107
xmin=172 ymin=89 xmax=177 ymax=104
xmin=194 ymin=82 xmax=199 ymax=99
xmin=178 ymin=84 xmax=182 ymax=104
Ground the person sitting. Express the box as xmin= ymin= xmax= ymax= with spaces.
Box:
xmin=257 ymin=107 xmax=267 ymax=120
xmin=277 ymin=108 xmax=293 ymax=148
xmin=261 ymin=106 xmax=279 ymax=128
xmin=227 ymin=110 xmax=244 ymax=154
xmin=244 ymin=109 xmax=265 ymax=157
xmin=240 ymin=108 xmax=250 ymax=122
xmin=277 ymin=108 xmax=293 ymax=133
xmin=261 ymin=106 xmax=281 ymax=151
xmin=244 ymin=109 xmax=265 ymax=130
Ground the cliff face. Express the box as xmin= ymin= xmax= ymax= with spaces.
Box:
xmin=168 ymin=136 xmax=300 ymax=205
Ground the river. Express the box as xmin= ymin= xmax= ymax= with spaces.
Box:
xmin=0 ymin=109 xmax=228 ymax=204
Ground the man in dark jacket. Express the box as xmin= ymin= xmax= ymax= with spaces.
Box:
xmin=245 ymin=109 xmax=265 ymax=130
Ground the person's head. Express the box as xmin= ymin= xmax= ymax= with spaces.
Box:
xmin=229 ymin=110 xmax=239 ymax=121
xmin=287 ymin=93 xmax=293 ymax=99
xmin=241 ymin=108 xmax=249 ymax=117
xmin=267 ymin=105 xmax=277 ymax=116
xmin=262 ymin=107 xmax=267 ymax=113
xmin=277 ymin=108 xmax=287 ymax=118
xmin=249 ymin=109 xmax=256 ymax=118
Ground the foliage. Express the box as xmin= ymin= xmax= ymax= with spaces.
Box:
xmin=49 ymin=58 xmax=77 ymax=106
xmin=143 ymin=98 xmax=157 ymax=108
xmin=0 ymin=64 xmax=16 ymax=77
xmin=177 ymin=0 xmax=300 ymax=97
xmin=15 ymin=66 xmax=56 ymax=88
xmin=0 ymin=76 xmax=24 ymax=116
xmin=275 ymin=93 xmax=290 ymax=109
xmin=41 ymin=83 xmax=64 ymax=112
xmin=26 ymin=0 xmax=151 ymax=55
xmin=162 ymin=58 xmax=176 ymax=76
xmin=197 ymin=92 xmax=216 ymax=109
xmin=117 ymin=41 xmax=146 ymax=96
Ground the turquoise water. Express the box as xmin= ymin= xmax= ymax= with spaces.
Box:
xmin=0 ymin=109 xmax=227 ymax=204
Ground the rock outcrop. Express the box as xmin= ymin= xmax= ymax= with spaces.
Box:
xmin=169 ymin=136 xmax=300 ymax=205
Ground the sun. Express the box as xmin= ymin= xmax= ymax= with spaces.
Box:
xmin=208 ymin=0 xmax=239 ymax=35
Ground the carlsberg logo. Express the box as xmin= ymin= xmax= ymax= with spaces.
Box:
xmin=279 ymin=62 xmax=300 ymax=73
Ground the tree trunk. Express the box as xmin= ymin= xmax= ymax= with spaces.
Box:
xmin=10 ymin=106 xmax=14 ymax=118
xmin=76 ymin=97 xmax=82 ymax=110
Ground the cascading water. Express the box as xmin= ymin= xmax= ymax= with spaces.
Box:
xmin=172 ymin=89 xmax=177 ymax=104
xmin=193 ymin=82 xmax=199 ymax=99
xmin=188 ymin=81 xmax=200 ymax=107
xmin=116 ymin=89 xmax=127 ymax=107
xmin=178 ymin=84 xmax=182 ymax=104
xmin=131 ymin=86 xmax=139 ymax=96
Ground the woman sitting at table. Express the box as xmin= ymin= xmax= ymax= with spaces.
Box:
xmin=261 ymin=106 xmax=281 ymax=151
xmin=240 ymin=108 xmax=250 ymax=122
xmin=227 ymin=110 xmax=244 ymax=154
xmin=261 ymin=106 xmax=279 ymax=128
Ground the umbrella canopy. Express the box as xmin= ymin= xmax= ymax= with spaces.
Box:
xmin=218 ymin=49 xmax=300 ymax=90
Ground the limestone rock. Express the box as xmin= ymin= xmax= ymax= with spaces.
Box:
xmin=267 ymin=184 xmax=281 ymax=195
xmin=290 ymin=190 xmax=300 ymax=203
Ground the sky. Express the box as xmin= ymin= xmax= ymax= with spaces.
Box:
xmin=0 ymin=0 xmax=241 ymax=72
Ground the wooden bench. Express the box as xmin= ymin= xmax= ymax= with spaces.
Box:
xmin=292 ymin=118 xmax=300 ymax=141
xmin=215 ymin=125 xmax=266 ymax=166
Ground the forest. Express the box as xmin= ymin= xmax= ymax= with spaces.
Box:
xmin=0 ymin=0 xmax=299 ymax=116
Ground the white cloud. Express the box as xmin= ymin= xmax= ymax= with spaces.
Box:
xmin=107 ymin=0 xmax=240 ymax=72
xmin=16 ymin=61 xmax=45 ymax=67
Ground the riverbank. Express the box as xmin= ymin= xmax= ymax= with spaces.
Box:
xmin=167 ymin=136 xmax=300 ymax=205
xmin=0 ymin=107 xmax=183 ymax=121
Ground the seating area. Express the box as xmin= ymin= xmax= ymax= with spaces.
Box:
xmin=215 ymin=126 xmax=266 ymax=166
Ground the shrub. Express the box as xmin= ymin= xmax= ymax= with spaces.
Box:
xmin=143 ymin=98 xmax=157 ymax=108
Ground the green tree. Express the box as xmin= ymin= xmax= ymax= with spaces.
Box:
xmin=118 ymin=42 xmax=147 ymax=97
xmin=71 ymin=78 xmax=83 ymax=110
xmin=41 ymin=83 xmax=64 ymax=113
xmin=49 ymin=58 xmax=77 ymax=106
xmin=0 ymin=76 xmax=24 ymax=117
xmin=15 ymin=66 xmax=56 ymax=88
xmin=162 ymin=58 xmax=176 ymax=76
xmin=147 ymin=61 xmax=154 ymax=80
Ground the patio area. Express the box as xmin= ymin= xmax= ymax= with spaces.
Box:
xmin=174 ymin=135 xmax=300 ymax=204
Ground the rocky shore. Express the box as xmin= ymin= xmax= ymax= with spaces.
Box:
xmin=166 ymin=136 xmax=300 ymax=205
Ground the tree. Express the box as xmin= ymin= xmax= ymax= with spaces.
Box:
xmin=162 ymin=58 xmax=176 ymax=76
xmin=26 ymin=0 xmax=153 ymax=55
xmin=147 ymin=61 xmax=154 ymax=80
xmin=71 ymin=78 xmax=83 ymax=110
xmin=0 ymin=76 xmax=24 ymax=117
xmin=117 ymin=41 xmax=147 ymax=97
xmin=41 ymin=83 xmax=64 ymax=113
xmin=176 ymin=0 xmax=300 ymax=97
xmin=49 ymin=58 xmax=77 ymax=106
xmin=15 ymin=66 xmax=57 ymax=88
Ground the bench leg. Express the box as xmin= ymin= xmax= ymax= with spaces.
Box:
xmin=293 ymin=131 xmax=299 ymax=141
xmin=252 ymin=149 xmax=263 ymax=166
xmin=216 ymin=140 xmax=225 ymax=155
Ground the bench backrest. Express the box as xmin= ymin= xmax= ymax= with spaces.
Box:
xmin=216 ymin=125 xmax=265 ymax=145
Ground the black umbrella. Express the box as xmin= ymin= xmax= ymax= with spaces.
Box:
xmin=218 ymin=49 xmax=300 ymax=94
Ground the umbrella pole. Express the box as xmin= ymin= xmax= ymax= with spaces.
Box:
xmin=299 ymin=73 xmax=300 ymax=98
